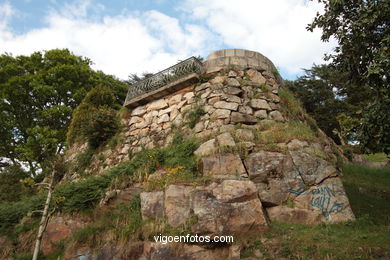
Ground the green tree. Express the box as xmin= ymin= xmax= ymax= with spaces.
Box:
xmin=0 ymin=49 xmax=127 ymax=175
xmin=286 ymin=65 xmax=348 ymax=144
xmin=0 ymin=165 xmax=33 ymax=203
xmin=308 ymin=0 xmax=389 ymax=153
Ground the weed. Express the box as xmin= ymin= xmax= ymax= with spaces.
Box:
xmin=259 ymin=83 xmax=271 ymax=93
xmin=282 ymin=200 xmax=295 ymax=208
xmin=183 ymin=105 xmax=205 ymax=128
xmin=143 ymin=214 xmax=198 ymax=240
xmin=258 ymin=121 xmax=317 ymax=144
xmin=117 ymin=106 xmax=132 ymax=119
xmin=97 ymin=154 xmax=105 ymax=162
xmin=279 ymin=88 xmax=304 ymax=120
xmin=307 ymin=150 xmax=328 ymax=160
xmin=114 ymin=194 xmax=142 ymax=241
xmin=144 ymin=166 xmax=193 ymax=191
xmin=107 ymin=134 xmax=123 ymax=148
xmin=73 ymin=146 xmax=94 ymax=175
xmin=72 ymin=225 xmax=105 ymax=245
xmin=216 ymin=143 xmax=250 ymax=159
xmin=256 ymin=143 xmax=287 ymax=153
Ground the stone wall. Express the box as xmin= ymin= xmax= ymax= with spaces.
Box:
xmin=65 ymin=49 xmax=354 ymax=225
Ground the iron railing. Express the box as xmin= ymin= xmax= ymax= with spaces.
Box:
xmin=125 ymin=56 xmax=203 ymax=104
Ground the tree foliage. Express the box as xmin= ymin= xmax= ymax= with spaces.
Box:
xmin=286 ymin=65 xmax=347 ymax=144
xmin=307 ymin=0 xmax=389 ymax=153
xmin=0 ymin=49 xmax=127 ymax=175
xmin=0 ymin=165 xmax=34 ymax=203
xmin=67 ymin=86 xmax=120 ymax=147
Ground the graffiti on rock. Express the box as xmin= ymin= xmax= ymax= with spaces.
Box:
xmin=310 ymin=183 xmax=346 ymax=218
xmin=287 ymin=182 xmax=348 ymax=218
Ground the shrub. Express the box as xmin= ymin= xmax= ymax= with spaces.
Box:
xmin=66 ymin=86 xmax=118 ymax=145
xmin=82 ymin=107 xmax=120 ymax=148
xmin=82 ymin=85 xmax=116 ymax=108
xmin=0 ymin=165 xmax=34 ymax=203
xmin=53 ymin=174 xmax=111 ymax=213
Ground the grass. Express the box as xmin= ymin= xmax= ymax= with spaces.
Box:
xmin=278 ymin=88 xmax=305 ymax=120
xmin=361 ymin=153 xmax=389 ymax=162
xmin=142 ymin=214 xmax=199 ymax=240
xmin=341 ymin=164 xmax=390 ymax=224
xmin=183 ymin=105 xmax=205 ymax=128
xmin=73 ymin=146 xmax=94 ymax=175
xmin=257 ymin=121 xmax=317 ymax=144
xmin=143 ymin=166 xmax=209 ymax=191
xmin=65 ymin=194 xmax=142 ymax=249
xmin=255 ymin=163 xmax=390 ymax=259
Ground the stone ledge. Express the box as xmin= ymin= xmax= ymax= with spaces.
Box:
xmin=124 ymin=73 xmax=200 ymax=108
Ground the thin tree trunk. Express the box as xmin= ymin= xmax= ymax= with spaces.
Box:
xmin=32 ymin=170 xmax=55 ymax=260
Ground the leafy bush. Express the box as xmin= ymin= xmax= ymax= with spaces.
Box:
xmin=67 ymin=86 xmax=119 ymax=146
xmin=82 ymin=85 xmax=116 ymax=108
xmin=53 ymin=174 xmax=111 ymax=213
xmin=0 ymin=165 xmax=34 ymax=203
xmin=0 ymin=193 xmax=46 ymax=234
xmin=82 ymin=107 xmax=120 ymax=148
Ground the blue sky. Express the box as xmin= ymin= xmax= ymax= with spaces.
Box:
xmin=0 ymin=0 xmax=336 ymax=80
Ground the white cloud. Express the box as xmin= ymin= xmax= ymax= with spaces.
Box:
xmin=181 ymin=0 xmax=336 ymax=76
xmin=0 ymin=1 xmax=14 ymax=30
xmin=0 ymin=1 xmax=212 ymax=79
xmin=0 ymin=0 xmax=335 ymax=80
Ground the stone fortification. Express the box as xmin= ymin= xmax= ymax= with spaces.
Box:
xmin=54 ymin=49 xmax=356 ymax=259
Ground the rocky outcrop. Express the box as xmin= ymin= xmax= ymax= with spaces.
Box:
xmin=140 ymin=180 xmax=268 ymax=237
xmin=41 ymin=216 xmax=87 ymax=255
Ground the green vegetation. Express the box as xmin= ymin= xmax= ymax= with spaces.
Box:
xmin=69 ymin=194 xmax=142 ymax=247
xmin=183 ymin=105 xmax=205 ymax=128
xmin=72 ymin=146 xmax=94 ymax=175
xmin=0 ymin=165 xmax=35 ymax=203
xmin=83 ymin=107 xmax=120 ymax=148
xmin=0 ymin=49 xmax=127 ymax=176
xmin=135 ymin=132 xmax=199 ymax=176
xmin=285 ymin=65 xmax=347 ymax=144
xmin=278 ymin=88 xmax=305 ymax=120
xmin=67 ymin=86 xmax=120 ymax=147
xmin=342 ymin=164 xmax=390 ymax=224
xmin=303 ymin=0 xmax=390 ymax=154
xmin=143 ymin=214 xmax=198 ymax=240
xmin=0 ymin=133 xmax=200 ymax=237
xmin=257 ymin=121 xmax=317 ymax=144
xmin=361 ymin=153 xmax=389 ymax=163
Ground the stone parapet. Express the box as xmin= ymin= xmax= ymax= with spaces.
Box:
xmin=204 ymin=49 xmax=278 ymax=77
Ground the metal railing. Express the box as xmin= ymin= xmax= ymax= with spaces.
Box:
xmin=125 ymin=56 xmax=203 ymax=104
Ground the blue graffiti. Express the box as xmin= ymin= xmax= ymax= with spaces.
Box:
xmin=287 ymin=187 xmax=306 ymax=195
xmin=287 ymin=183 xmax=346 ymax=218
xmin=311 ymin=183 xmax=345 ymax=197
xmin=310 ymin=184 xmax=345 ymax=217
